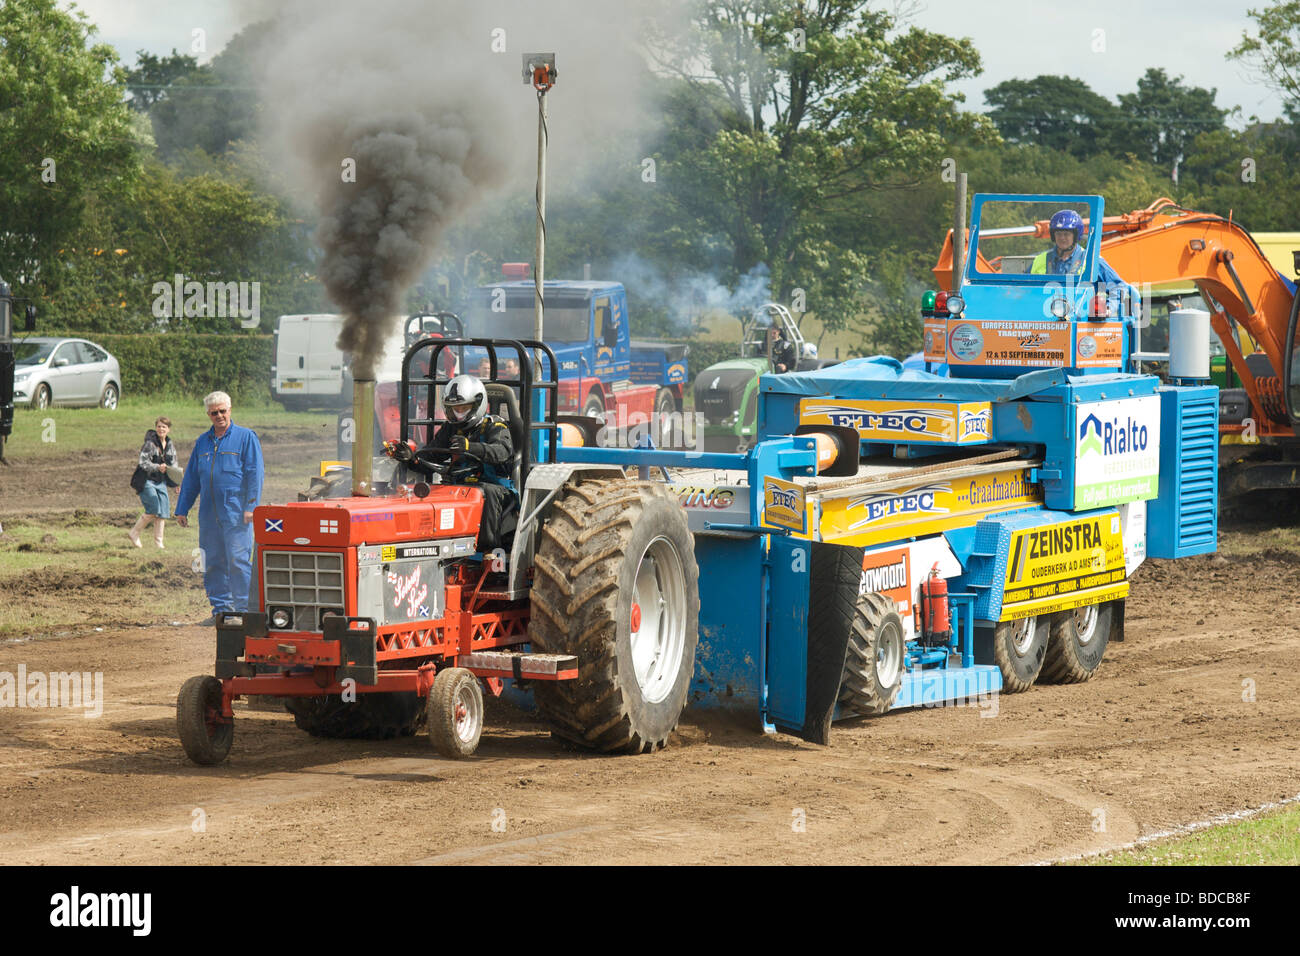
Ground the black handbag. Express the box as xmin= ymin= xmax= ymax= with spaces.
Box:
xmin=130 ymin=465 xmax=149 ymax=493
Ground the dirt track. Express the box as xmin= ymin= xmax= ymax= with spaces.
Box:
xmin=2 ymin=433 xmax=1299 ymax=865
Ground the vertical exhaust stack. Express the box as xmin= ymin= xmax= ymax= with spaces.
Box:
xmin=352 ymin=378 xmax=375 ymax=497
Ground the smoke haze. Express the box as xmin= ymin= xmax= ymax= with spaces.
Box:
xmin=258 ymin=0 xmax=664 ymax=377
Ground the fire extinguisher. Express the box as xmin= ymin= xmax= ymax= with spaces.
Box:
xmin=920 ymin=562 xmax=951 ymax=646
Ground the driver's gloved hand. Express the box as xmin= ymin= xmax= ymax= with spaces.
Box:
xmin=384 ymin=439 xmax=416 ymax=463
xmin=451 ymin=435 xmax=487 ymax=457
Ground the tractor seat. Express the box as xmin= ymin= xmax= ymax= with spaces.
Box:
xmin=484 ymin=382 xmax=526 ymax=488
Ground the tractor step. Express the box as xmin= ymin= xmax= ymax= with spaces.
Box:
xmin=475 ymin=587 xmax=531 ymax=601
xmin=459 ymin=651 xmax=578 ymax=681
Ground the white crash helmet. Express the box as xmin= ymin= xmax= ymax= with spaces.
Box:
xmin=443 ymin=374 xmax=488 ymax=429
xmin=801 ymin=342 xmax=818 ymax=359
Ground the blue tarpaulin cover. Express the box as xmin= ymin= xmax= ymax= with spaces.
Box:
xmin=760 ymin=355 xmax=1145 ymax=402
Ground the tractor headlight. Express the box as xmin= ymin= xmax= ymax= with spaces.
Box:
xmin=270 ymin=607 xmax=293 ymax=629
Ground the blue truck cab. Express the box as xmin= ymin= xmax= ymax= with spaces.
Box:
xmin=467 ymin=280 xmax=686 ymax=424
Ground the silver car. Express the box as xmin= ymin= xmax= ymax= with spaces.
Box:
xmin=12 ymin=337 xmax=122 ymax=410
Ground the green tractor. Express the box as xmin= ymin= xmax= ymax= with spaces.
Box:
xmin=692 ymin=303 xmax=830 ymax=453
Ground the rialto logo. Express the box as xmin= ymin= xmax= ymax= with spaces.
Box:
xmin=49 ymin=886 xmax=151 ymax=936
xmin=1078 ymin=412 xmax=1149 ymax=456
xmin=1078 ymin=414 xmax=1104 ymax=456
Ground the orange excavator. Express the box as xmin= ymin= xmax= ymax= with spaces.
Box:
xmin=934 ymin=199 xmax=1300 ymax=502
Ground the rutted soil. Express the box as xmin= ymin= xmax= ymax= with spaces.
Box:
xmin=0 ymin=432 xmax=1298 ymax=864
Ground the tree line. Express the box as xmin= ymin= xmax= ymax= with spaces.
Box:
xmin=1 ymin=0 xmax=1297 ymax=360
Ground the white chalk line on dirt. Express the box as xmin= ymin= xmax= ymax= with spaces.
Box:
xmin=1040 ymin=791 xmax=1300 ymax=865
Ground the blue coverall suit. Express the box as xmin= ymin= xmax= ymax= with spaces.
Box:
xmin=176 ymin=424 xmax=265 ymax=614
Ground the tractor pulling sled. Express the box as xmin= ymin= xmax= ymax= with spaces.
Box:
xmin=177 ymin=193 xmax=1218 ymax=765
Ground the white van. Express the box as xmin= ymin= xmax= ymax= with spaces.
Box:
xmin=272 ymin=314 xmax=421 ymax=409
xmin=272 ymin=314 xmax=346 ymax=409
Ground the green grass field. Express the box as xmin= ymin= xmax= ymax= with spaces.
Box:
xmin=5 ymin=395 xmax=337 ymax=461
xmin=0 ymin=510 xmax=209 ymax=637
xmin=1081 ymin=805 xmax=1300 ymax=865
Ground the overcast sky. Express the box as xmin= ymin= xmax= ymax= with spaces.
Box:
xmin=66 ymin=0 xmax=1288 ymax=124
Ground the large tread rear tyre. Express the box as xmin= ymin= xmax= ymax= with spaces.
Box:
xmin=992 ymin=615 xmax=1048 ymax=693
xmin=285 ymin=691 xmax=425 ymax=739
xmin=1041 ymin=601 xmax=1114 ymax=684
xmin=838 ymin=592 xmax=905 ymax=716
xmin=529 ymin=479 xmax=700 ymax=753
xmin=177 ymin=675 xmax=234 ymax=765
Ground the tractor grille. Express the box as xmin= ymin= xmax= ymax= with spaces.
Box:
xmin=694 ymin=368 xmax=755 ymax=425
xmin=263 ymin=550 xmax=345 ymax=631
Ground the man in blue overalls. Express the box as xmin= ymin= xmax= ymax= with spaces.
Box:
xmin=176 ymin=390 xmax=265 ymax=624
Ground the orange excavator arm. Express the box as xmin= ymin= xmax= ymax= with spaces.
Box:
xmin=1099 ymin=205 xmax=1298 ymax=435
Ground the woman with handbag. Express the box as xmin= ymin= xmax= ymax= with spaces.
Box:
xmin=128 ymin=417 xmax=180 ymax=549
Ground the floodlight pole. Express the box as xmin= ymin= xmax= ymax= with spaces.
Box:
xmin=524 ymin=54 xmax=557 ymax=344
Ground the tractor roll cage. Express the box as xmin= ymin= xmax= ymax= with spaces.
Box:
xmin=400 ymin=336 xmax=560 ymax=489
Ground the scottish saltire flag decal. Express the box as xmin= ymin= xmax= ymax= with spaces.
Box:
xmin=264 ymin=518 xmax=283 ymax=533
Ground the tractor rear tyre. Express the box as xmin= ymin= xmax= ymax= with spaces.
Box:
xmin=285 ymin=691 xmax=425 ymax=739
xmin=529 ymin=479 xmax=700 ymax=753
xmin=838 ymin=592 xmax=905 ymax=716
xmin=992 ymin=615 xmax=1048 ymax=693
xmin=427 ymin=668 xmax=484 ymax=759
xmin=177 ymin=675 xmax=234 ymax=766
xmin=1040 ymin=601 xmax=1114 ymax=684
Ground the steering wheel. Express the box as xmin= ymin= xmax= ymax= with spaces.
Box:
xmin=415 ymin=445 xmax=483 ymax=467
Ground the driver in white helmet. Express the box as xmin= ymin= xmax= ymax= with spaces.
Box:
xmin=389 ymin=374 xmax=516 ymax=551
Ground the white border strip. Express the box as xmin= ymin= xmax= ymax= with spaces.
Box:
xmin=1040 ymin=792 xmax=1300 ymax=865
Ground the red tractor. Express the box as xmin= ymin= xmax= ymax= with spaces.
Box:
xmin=176 ymin=337 xmax=700 ymax=763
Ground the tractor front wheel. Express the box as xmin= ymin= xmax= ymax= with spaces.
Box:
xmin=177 ymin=675 xmax=234 ymax=766
xmin=427 ymin=668 xmax=484 ymax=759
xmin=530 ymin=479 xmax=700 ymax=753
